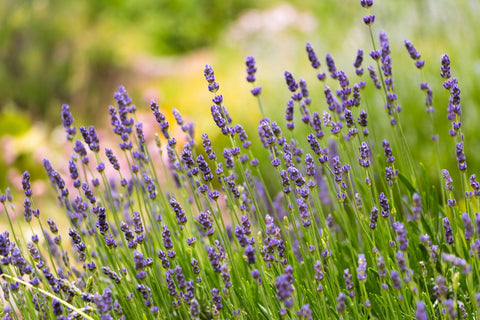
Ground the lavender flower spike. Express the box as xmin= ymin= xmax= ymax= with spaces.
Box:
xmin=325 ymin=53 xmax=337 ymax=79
xmin=204 ymin=64 xmax=219 ymax=93
xmin=357 ymin=254 xmax=367 ymax=281
xmin=245 ymin=56 xmax=257 ymax=83
xmin=440 ymin=54 xmax=451 ymax=79
xmin=306 ymin=42 xmax=321 ymax=69
xmin=404 ymin=40 xmax=424 ymax=68
xmin=336 ymin=293 xmax=346 ymax=313
xmin=22 ymin=171 xmax=32 ymax=197
xmin=284 ymin=71 xmax=298 ymax=92
xmin=354 ymin=49 xmax=364 ymax=75
xmin=415 ymin=301 xmax=428 ymax=320
xmin=462 ymin=212 xmax=474 ymax=241
xmin=61 ymin=104 xmax=76 ymax=141
xmin=379 ymin=192 xmax=390 ymax=218
xmin=441 ymin=169 xmax=453 ymax=191
xmin=360 ymin=0 xmax=373 ymax=8
xmin=443 ymin=217 xmax=454 ymax=245
xmin=245 ymin=56 xmax=262 ymax=96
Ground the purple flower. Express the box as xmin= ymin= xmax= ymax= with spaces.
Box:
xmin=201 ymin=133 xmax=216 ymax=160
xmin=95 ymin=206 xmax=109 ymax=236
xmin=165 ymin=269 xmax=176 ymax=297
xmin=363 ymin=14 xmax=375 ymax=25
xmin=370 ymin=50 xmax=380 ymax=60
xmin=161 ymin=225 xmax=173 ymax=250
xmin=306 ymin=42 xmax=321 ymax=69
xmin=105 ymin=148 xmax=120 ymax=170
xmin=368 ymin=65 xmax=382 ymax=89
xmin=207 ymin=241 xmax=225 ymax=273
xmin=314 ymin=260 xmax=324 ymax=282
xmin=150 ymin=101 xmax=170 ymax=139
xmin=81 ymin=182 xmax=96 ymax=204
xmin=391 ymin=270 xmax=402 ymax=290
xmin=285 ymin=100 xmax=295 ymax=129
xmin=360 ymin=0 xmax=373 ymax=8
xmin=297 ymin=304 xmax=313 ymax=320
xmin=47 ymin=218 xmax=58 ymax=234
xmin=358 ymin=142 xmax=370 ymax=168
xmin=443 ymin=217 xmax=454 ymax=245
xmin=212 ymin=94 xmax=223 ymax=105
xmin=433 ymin=275 xmax=447 ymax=299
xmin=456 ymin=142 xmax=467 ymax=171
xmin=445 ymin=78 xmax=462 ymax=137
xmin=379 ymin=192 xmax=390 ymax=217
xmin=442 ymin=252 xmax=471 ymax=274
xmin=174 ymin=265 xmax=186 ymax=290
xmin=204 ymin=65 xmax=219 ymax=92
xmin=211 ymin=104 xmax=229 ymax=134
xmin=382 ymin=140 xmax=395 ymax=163
xmin=462 ymin=212 xmax=474 ymax=241
xmin=357 ymin=254 xmax=367 ymax=281
xmin=344 ymin=268 xmax=355 ymax=297
xmin=251 ymin=87 xmax=262 ymax=96
xmin=52 ymin=298 xmax=63 ymax=316
xmin=170 ymin=198 xmax=187 ymax=227
xmin=419 ymin=82 xmax=434 ymax=113
xmin=305 ymin=153 xmax=316 ymax=177
xmin=411 ymin=193 xmax=422 ymax=220
xmin=442 ymin=169 xmax=454 ymax=191
xmin=369 ymin=206 xmax=379 ymax=229
xmin=385 ymin=166 xmax=398 ymax=187
xmin=404 ymin=41 xmax=420 ymax=59
xmin=104 ymin=233 xmax=117 ymax=248
xmin=469 ymin=174 xmax=480 ymax=196
xmin=22 ymin=171 xmax=32 ymax=197
xmin=61 ymin=104 xmax=76 ymax=141
xmin=258 ymin=118 xmax=276 ymax=148
xmin=297 ymin=197 xmax=311 ymax=227
xmin=244 ymin=245 xmax=256 ymax=264
xmin=325 ymin=54 xmax=337 ymax=79
xmin=354 ymin=49 xmax=364 ymax=75
xmin=299 ymin=78 xmax=310 ymax=103
xmin=220 ymin=263 xmax=232 ymax=289
xmin=445 ymin=299 xmax=457 ymax=319
xmin=245 ymin=56 xmax=258 ymax=83
xmin=189 ymin=298 xmax=200 ymax=317
xmin=336 ymin=292 xmax=346 ymax=313
xmin=250 ymin=269 xmax=262 ymax=285
xmin=211 ymin=288 xmax=223 ymax=310
xmin=235 ymin=124 xmax=251 ymax=149
xmin=23 ymin=197 xmax=33 ymax=222
xmin=198 ymin=211 xmax=214 ymax=237
xmin=284 ymin=71 xmax=298 ymax=92
xmin=275 ymin=271 xmax=294 ymax=309
xmin=80 ymin=126 xmax=100 ymax=152
xmin=415 ymin=301 xmax=428 ymax=320
xmin=459 ymin=301 xmax=467 ymax=319
xmin=440 ymin=54 xmax=451 ymax=79
xmin=395 ymin=250 xmax=411 ymax=278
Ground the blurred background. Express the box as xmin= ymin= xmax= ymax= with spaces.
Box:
xmin=1 ymin=0 xmax=479 ymax=201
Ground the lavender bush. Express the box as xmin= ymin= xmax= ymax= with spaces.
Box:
xmin=1 ymin=1 xmax=479 ymax=319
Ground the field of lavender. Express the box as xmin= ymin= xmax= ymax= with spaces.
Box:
xmin=1 ymin=0 xmax=479 ymax=319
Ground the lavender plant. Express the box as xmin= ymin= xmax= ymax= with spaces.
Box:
xmin=1 ymin=1 xmax=480 ymax=319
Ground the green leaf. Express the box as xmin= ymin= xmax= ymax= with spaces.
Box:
xmin=398 ymin=172 xmax=416 ymax=194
